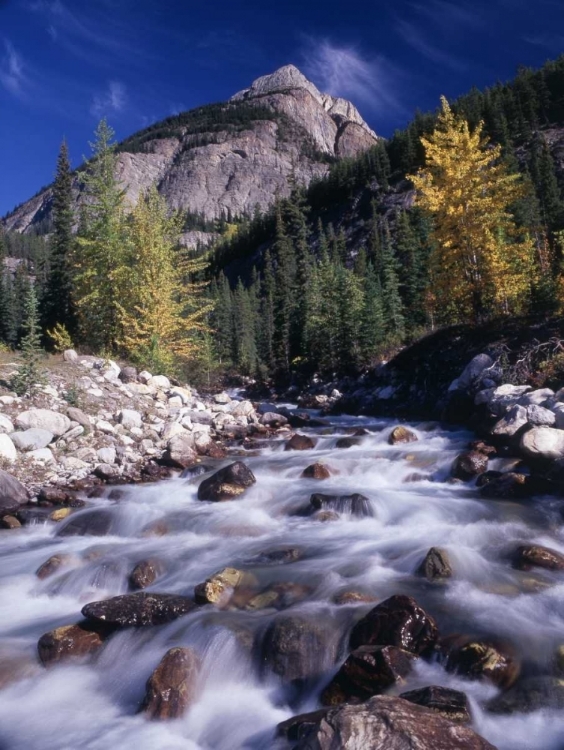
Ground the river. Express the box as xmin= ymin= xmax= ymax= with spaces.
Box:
xmin=1 ymin=412 xmax=564 ymax=749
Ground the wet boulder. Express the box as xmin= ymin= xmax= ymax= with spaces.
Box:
xmin=129 ymin=558 xmax=165 ymax=590
xmin=244 ymin=582 xmax=311 ymax=611
xmin=399 ymin=686 xmax=471 ymax=724
xmin=38 ymin=487 xmax=82 ymax=506
xmin=479 ymin=472 xmax=528 ymax=499
xmin=520 ymin=426 xmax=564 ymax=461
xmin=333 ymin=591 xmax=378 ymax=605
xmin=440 ymin=634 xmax=520 ymax=689
xmin=321 ymin=645 xmax=416 ymax=705
xmin=197 ymin=461 xmax=256 ymax=501
xmin=38 ymin=622 xmax=110 ymax=666
xmin=36 ymin=553 xmax=75 ymax=580
xmin=301 ymin=463 xmax=332 ymax=479
xmin=285 ymin=434 xmax=317 ymax=451
xmin=417 ymin=547 xmax=453 ymax=582
xmin=0 ymin=469 xmax=29 ymax=517
xmin=451 ymin=451 xmax=488 ymax=481
xmin=487 ymin=676 xmax=564 ymax=714
xmin=260 ymin=615 xmax=338 ymax=684
xmin=260 ymin=412 xmax=288 ymax=427
xmin=142 ymin=647 xmax=200 ymax=720
xmin=388 ymin=426 xmax=418 ymax=445
xmin=512 ymin=544 xmax=564 ymax=571
xmin=335 ymin=437 xmax=360 ymax=449
xmin=194 ymin=567 xmax=245 ymax=605
xmin=0 ymin=515 xmax=21 ymax=529
xmin=254 ymin=547 xmax=302 ymax=564
xmin=291 ymin=695 xmax=496 ymax=750
xmin=56 ymin=508 xmax=114 ymax=537
xmin=350 ymin=594 xmax=439 ymax=655
xmin=490 ymin=405 xmax=528 ymax=438
xmin=81 ymin=592 xmax=196 ymax=627
xmin=310 ymin=493 xmax=373 ymax=517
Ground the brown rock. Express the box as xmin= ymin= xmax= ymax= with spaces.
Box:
xmin=321 ymin=645 xmax=416 ymax=705
xmin=0 ymin=515 xmax=21 ymax=529
xmin=81 ymin=592 xmax=196 ymax=627
xmin=0 ymin=469 xmax=29 ymax=516
xmin=244 ymin=582 xmax=311 ymax=611
xmin=310 ymin=493 xmax=373 ymax=517
xmin=197 ymin=461 xmax=256 ymax=501
xmin=333 ymin=591 xmax=377 ymax=605
xmin=36 ymin=553 xmax=75 ymax=580
xmin=451 ymin=451 xmax=488 ymax=481
xmin=129 ymin=558 xmax=165 ymax=590
xmin=301 ymin=463 xmax=332 ymax=479
xmin=194 ymin=567 xmax=244 ymax=605
xmin=512 ymin=544 xmax=564 ymax=571
xmin=335 ymin=437 xmax=360 ymax=449
xmin=141 ymin=519 xmax=169 ymax=537
xmin=57 ymin=508 xmax=114 ymax=537
xmin=38 ymin=622 xmax=109 ymax=666
xmin=142 ymin=647 xmax=200 ymax=720
xmin=417 ymin=547 xmax=453 ymax=582
xmin=314 ymin=510 xmax=340 ymax=522
xmin=400 ymin=685 xmax=471 ymax=723
xmin=38 ymin=487 xmax=77 ymax=505
xmin=440 ymin=634 xmax=520 ymax=689
xmin=49 ymin=507 xmax=73 ymax=522
xmin=470 ymin=441 xmax=497 ymax=457
xmin=388 ymin=426 xmax=418 ymax=445
xmin=479 ymin=473 xmax=528 ymax=499
xmin=285 ymin=434 xmax=317 ymax=451
xmin=349 ymin=594 xmax=439 ymax=655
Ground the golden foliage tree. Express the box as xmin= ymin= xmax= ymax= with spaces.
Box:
xmin=118 ymin=186 xmax=212 ymax=373
xmin=409 ymin=97 xmax=536 ymax=323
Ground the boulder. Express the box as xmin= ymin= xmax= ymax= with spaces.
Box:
xmin=213 ymin=392 xmax=231 ymax=404
xmin=399 ymin=686 xmax=471 ymax=724
xmin=15 ymin=408 xmax=71 ymax=437
xmin=520 ymin=426 xmax=564 ymax=460
xmin=148 ymin=375 xmax=171 ymax=390
xmin=487 ymin=676 xmax=564 ymax=714
xmin=119 ymin=366 xmax=138 ymax=383
xmin=260 ymin=411 xmax=288 ymax=427
xmin=440 ymin=635 xmax=520 ymax=689
xmin=81 ymin=592 xmax=196 ymax=627
xmin=451 ymin=451 xmax=488 ymax=481
xmin=118 ymin=409 xmax=142 ymax=430
xmin=129 ymin=559 xmax=165 ymax=590
xmin=38 ymin=622 xmax=109 ymax=666
xmin=417 ymin=547 xmax=453 ymax=582
xmin=0 ymin=434 xmax=16 ymax=463
xmin=290 ymin=695 xmax=496 ymax=750
xmin=94 ymin=463 xmax=120 ymax=481
xmin=527 ymin=404 xmax=556 ymax=426
xmin=163 ymin=433 xmax=197 ymax=468
xmin=512 ymin=544 xmax=564 ymax=571
xmin=56 ymin=509 xmax=114 ymax=537
xmin=479 ymin=472 xmax=528 ymax=499
xmin=0 ymin=469 xmax=28 ymax=516
xmin=142 ymin=647 xmax=200 ymax=720
xmin=194 ymin=567 xmax=244 ymax=605
xmin=518 ymin=388 xmax=554 ymax=406
xmin=310 ymin=493 xmax=373 ymax=517
xmin=254 ymin=547 xmax=302 ymax=564
xmin=490 ymin=405 xmax=528 ymax=437
xmin=455 ymin=353 xmax=494 ymax=392
xmin=197 ymin=461 xmax=256 ymax=501
xmin=349 ymin=594 xmax=439 ymax=655
xmin=97 ymin=446 xmax=116 ymax=465
xmin=285 ymin=434 xmax=317 ymax=451
xmin=49 ymin=507 xmax=72 ymax=522
xmin=302 ymin=463 xmax=332 ymax=479
xmin=63 ymin=349 xmax=78 ymax=362
xmin=244 ymin=582 xmax=311 ymax=611
xmin=0 ymin=415 xmax=14 ymax=434
xmin=335 ymin=437 xmax=360 ymax=449
xmin=0 ymin=515 xmax=21 ymax=529
xmin=388 ymin=426 xmax=418 ymax=445
xmin=260 ymin=615 xmax=338 ymax=684
xmin=333 ymin=591 xmax=377 ymax=605
xmin=36 ymin=553 xmax=75 ymax=580
xmin=321 ymin=645 xmax=416 ymax=705
xmin=66 ymin=407 xmax=91 ymax=430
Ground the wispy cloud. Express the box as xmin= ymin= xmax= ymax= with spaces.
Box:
xmin=90 ymin=80 xmax=127 ymax=118
xmin=0 ymin=39 xmax=28 ymax=98
xmin=525 ymin=32 xmax=564 ymax=52
xmin=301 ymin=39 xmax=407 ymax=116
xmin=410 ymin=0 xmax=483 ymax=31
xmin=395 ymin=19 xmax=467 ymax=71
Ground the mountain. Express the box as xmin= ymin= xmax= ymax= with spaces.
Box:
xmin=2 ymin=65 xmax=378 ymax=244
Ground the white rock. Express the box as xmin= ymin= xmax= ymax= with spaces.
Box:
xmin=138 ymin=370 xmax=152 ymax=384
xmin=76 ymin=376 xmax=94 ymax=390
xmin=213 ymin=413 xmax=236 ymax=429
xmin=165 ymin=433 xmax=196 ymax=467
xmin=0 ymin=434 xmax=17 ymax=462
xmin=161 ymin=422 xmax=186 ymax=441
xmin=119 ymin=435 xmax=135 ymax=447
xmin=103 ymin=369 xmax=120 ymax=383
xmin=39 ymin=385 xmax=59 ymax=399
xmin=552 ymin=403 xmax=564 ymax=429
xmin=518 ymin=388 xmax=554 ymax=407
xmin=454 ymin=353 xmax=494 ymax=392
xmin=193 ymin=401 xmax=207 ymax=412
xmin=0 ymin=415 xmax=15 ymax=434
xmin=10 ymin=428 xmax=54 ymax=451
xmin=180 ymin=416 xmax=193 ymax=430
xmin=491 ymin=405 xmax=528 ymax=437
xmin=118 ymin=409 xmax=142 ymax=430
xmin=15 ymin=409 xmax=71 ymax=437
xmin=0 ymin=396 xmax=16 ymax=406
xmin=230 ymin=400 xmax=255 ymax=418
xmin=169 ymin=386 xmax=192 ymax=404
xmin=96 ymin=420 xmax=116 ymax=434
xmin=520 ymin=426 xmax=564 ymax=460
xmin=87 ymin=388 xmax=104 ymax=398
xmin=193 ymin=431 xmax=212 ymax=453
xmin=527 ymin=404 xmax=556 ymax=426
xmin=213 ymin=392 xmax=232 ymax=404
xmin=63 ymin=349 xmax=78 ymax=363
xmin=28 ymin=448 xmax=55 ymax=464
xmin=168 ymin=396 xmax=183 ymax=407
xmin=130 ymin=426 xmax=144 ymax=438
xmin=97 ymin=446 xmax=116 ymax=464
xmin=60 ymin=456 xmax=89 ymax=470
xmin=148 ymin=375 xmax=171 ymax=390
xmin=62 ymin=425 xmax=85 ymax=441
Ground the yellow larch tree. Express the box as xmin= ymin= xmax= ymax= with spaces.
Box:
xmin=118 ymin=186 xmax=212 ymax=373
xmin=409 ymin=97 xmax=536 ymax=324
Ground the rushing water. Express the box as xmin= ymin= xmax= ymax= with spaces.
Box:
xmin=1 ymin=413 xmax=564 ymax=749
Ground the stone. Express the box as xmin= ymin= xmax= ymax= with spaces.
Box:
xmin=254 ymin=547 xmax=302 ymax=564
xmin=260 ymin=615 xmax=338 ymax=684
xmin=163 ymin=433 xmax=197 ymax=468
xmin=388 ymin=426 xmax=418 ymax=445
xmin=487 ymin=676 xmax=564 ymax=714
xmin=512 ymin=544 xmax=564 ymax=571
xmin=96 ymin=444 xmax=117 ymax=465
xmin=0 ymin=515 xmax=21 ymax=529
xmin=63 ymin=349 xmax=78 ymax=362
xmin=0 ymin=434 xmax=17 ymax=463
xmin=451 ymin=451 xmax=488 ymax=481
xmin=63 ymin=426 xmax=85 ymax=441
xmin=231 ymin=400 xmax=255 ymax=418
xmin=142 ymin=647 xmax=201 ymax=720
xmin=57 ymin=509 xmax=114 ymax=537
xmin=193 ymin=430 xmax=213 ymax=455
xmin=518 ymin=387 xmax=554 ymax=406
xmin=161 ymin=422 xmax=187 ymax=441
xmin=527 ymin=404 xmax=556 ymax=426
xmin=81 ymin=592 xmax=196 ymax=627
xmin=417 ymin=547 xmax=453 ymax=581
xmin=197 ymin=461 xmax=256 ymax=501
xmin=15 ymin=408 xmax=70 ymax=437
xmin=301 ymin=463 xmax=332 ymax=479
xmin=148 ymin=375 xmax=171 ymax=389
xmin=0 ymin=415 xmax=14 ymax=434
xmin=285 ymin=434 xmax=317 ymax=451
xmin=66 ymin=407 xmax=91 ymax=430
xmin=479 ymin=472 xmax=528 ymax=499
xmin=0 ymin=469 xmax=28 ymax=516
xmin=455 ymin=353 xmax=494 ymax=392
xmin=194 ymin=567 xmax=244 ymax=604
xmin=29 ymin=448 xmax=55 ymax=463
xmin=349 ymin=594 xmax=439 ymax=655
xmin=440 ymin=635 xmax=520 ymax=689
xmin=310 ymin=492 xmax=373 ymax=517
xmin=49 ymin=507 xmax=72 ymax=522
xmin=37 ymin=622 xmax=110 ymax=667
xmin=138 ymin=370 xmax=152 ymax=384
xmin=213 ymin=392 xmax=231 ymax=404
xmin=335 ymin=437 xmax=360 ymax=449
xmin=520 ymin=426 xmax=564 ymax=460
xmin=260 ymin=411 xmax=288 ymax=427
xmin=321 ymin=645 xmax=416 ymax=705
xmin=290 ymin=695 xmax=496 ymax=750
xmin=491 ymin=405 xmax=528 ymax=437
xmin=94 ymin=463 xmax=120 ymax=481
xmin=333 ymin=591 xmax=377 ymax=605
xmin=96 ymin=420 xmax=116 ymax=434
xmin=129 ymin=559 xmax=165 ymax=590
xmin=119 ymin=366 xmax=138 ymax=383
xmin=399 ymin=686 xmax=471 ymax=723
xmin=118 ymin=409 xmax=142 ymax=430
xmin=36 ymin=553 xmax=75 ymax=580
xmin=244 ymin=582 xmax=311 ymax=611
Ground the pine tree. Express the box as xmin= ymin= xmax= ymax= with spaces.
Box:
xmin=359 ymin=263 xmax=385 ymax=362
xmin=43 ymin=139 xmax=77 ymax=336
xmin=213 ymin=272 xmax=235 ymax=364
xmin=258 ymin=250 xmax=275 ymax=371
xmin=380 ymin=220 xmax=405 ymax=342
xmin=395 ymin=210 xmax=427 ymax=331
xmin=285 ymin=188 xmax=311 ymax=358
xmin=529 ymin=133 xmax=564 ymax=232
xmin=11 ymin=284 xmax=45 ymax=397
xmin=233 ymin=278 xmax=258 ymax=374
xmin=272 ymin=208 xmax=296 ymax=375
xmin=409 ymin=97 xmax=536 ymax=323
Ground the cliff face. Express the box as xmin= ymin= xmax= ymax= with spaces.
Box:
xmin=3 ymin=65 xmax=378 ymax=241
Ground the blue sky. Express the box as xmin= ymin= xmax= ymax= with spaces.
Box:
xmin=1 ymin=0 xmax=564 ymax=217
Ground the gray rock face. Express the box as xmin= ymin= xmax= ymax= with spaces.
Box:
xmin=0 ymin=469 xmax=28 ymax=516
xmin=4 ymin=66 xmax=377 ymax=240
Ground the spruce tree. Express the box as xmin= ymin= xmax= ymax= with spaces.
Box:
xmin=529 ymin=133 xmax=564 ymax=232
xmin=11 ymin=284 xmax=45 ymax=397
xmin=380 ymin=220 xmax=405 ymax=342
xmin=258 ymin=250 xmax=275 ymax=372
xmin=233 ymin=279 xmax=258 ymax=374
xmin=272 ymin=209 xmax=296 ymax=375
xmin=359 ymin=263 xmax=385 ymax=363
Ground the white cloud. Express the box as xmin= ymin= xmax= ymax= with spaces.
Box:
xmin=90 ymin=80 xmax=127 ymax=118
xmin=301 ymin=39 xmax=406 ymax=116
xmin=395 ymin=19 xmax=467 ymax=71
xmin=0 ymin=40 xmax=27 ymax=97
